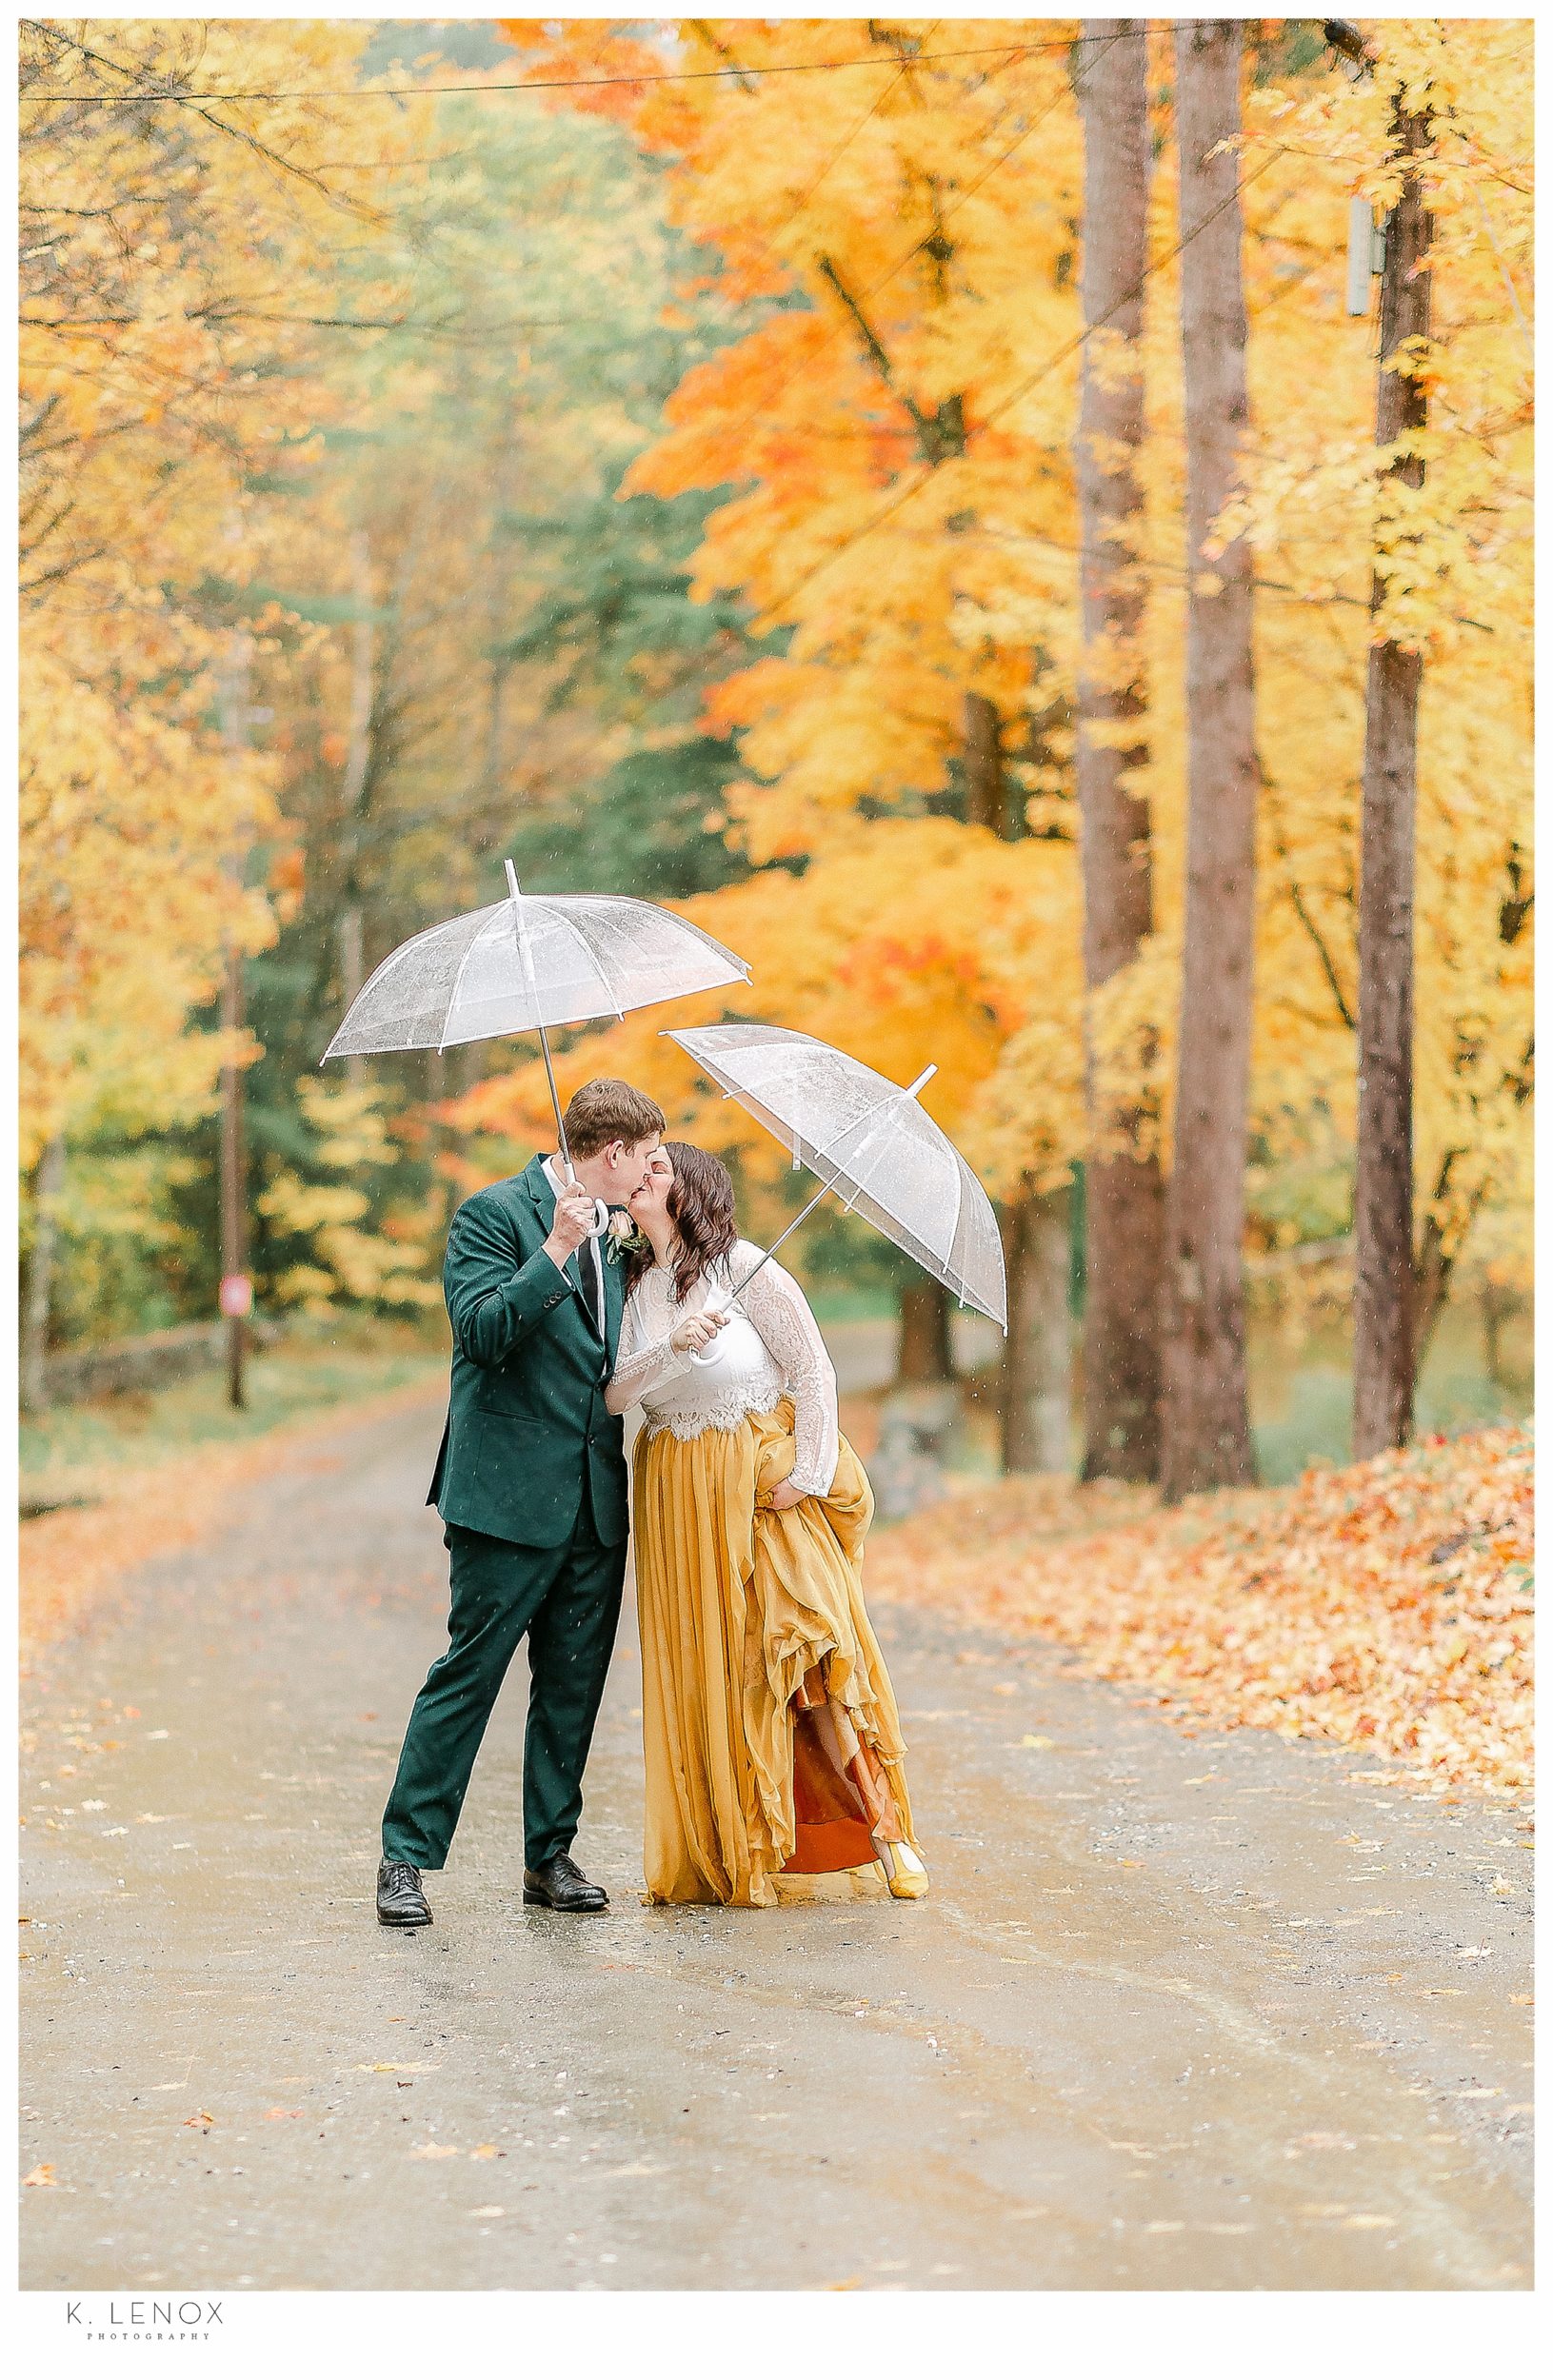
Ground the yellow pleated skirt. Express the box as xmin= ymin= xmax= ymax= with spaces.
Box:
xmin=632 ymin=1397 xmax=919 ymax=1908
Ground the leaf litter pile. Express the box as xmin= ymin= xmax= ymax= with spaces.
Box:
xmin=867 ymin=1424 xmax=1532 ymax=1801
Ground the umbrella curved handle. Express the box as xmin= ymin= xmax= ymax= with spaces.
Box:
xmin=686 ymin=1279 xmax=739 ymax=1365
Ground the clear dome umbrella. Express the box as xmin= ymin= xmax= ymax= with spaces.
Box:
xmin=324 ymin=861 xmax=750 ymax=1187
xmin=666 ymin=1021 xmax=1007 ymax=1333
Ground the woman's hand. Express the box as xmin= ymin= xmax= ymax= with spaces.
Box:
xmin=669 ymin=1308 xmax=728 ymax=1356
xmin=767 ymin=1478 xmax=805 ymax=1510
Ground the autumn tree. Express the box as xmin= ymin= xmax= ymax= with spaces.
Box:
xmin=1074 ymin=20 xmax=1163 ymax=1481
xmin=23 ymin=16 xmax=1526 ymax=1451
xmin=1160 ymin=19 xmax=1258 ymax=1499
xmin=17 ymin=18 xmax=422 ymax=1351
xmin=1352 ymin=45 xmax=1434 ymax=1459
xmin=1231 ymin=20 xmax=1532 ymax=1441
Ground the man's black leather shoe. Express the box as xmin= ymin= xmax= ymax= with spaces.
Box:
xmin=377 ymin=1857 xmax=432 ymax=1927
xmin=523 ymin=1853 xmax=608 ymax=1913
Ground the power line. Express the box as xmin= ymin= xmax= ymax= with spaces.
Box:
xmin=21 ymin=27 xmax=1179 ymax=106
xmin=706 ymin=30 xmax=1130 ymax=466
xmin=752 ymin=148 xmax=1289 ymax=629
xmin=535 ymin=130 xmax=1350 ymax=776
xmin=762 ymin=34 xmax=929 ymax=246
xmin=974 ymin=522 xmax=1494 ymax=637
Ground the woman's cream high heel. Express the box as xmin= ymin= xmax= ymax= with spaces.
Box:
xmin=873 ymin=1836 xmax=929 ymax=1900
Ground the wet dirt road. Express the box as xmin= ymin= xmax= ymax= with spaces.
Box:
xmin=20 ymin=1388 xmax=1532 ymax=2291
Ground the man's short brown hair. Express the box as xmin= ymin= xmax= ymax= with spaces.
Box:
xmin=562 ymin=1078 xmax=665 ymax=1160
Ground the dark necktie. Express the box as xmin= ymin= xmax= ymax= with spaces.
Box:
xmin=567 ymin=1244 xmax=601 ymax=1334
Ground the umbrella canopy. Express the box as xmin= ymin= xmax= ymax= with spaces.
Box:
xmin=323 ymin=862 xmax=750 ymax=1175
xmin=324 ymin=868 xmax=749 ymax=1059
xmin=667 ymin=1022 xmax=1007 ymax=1332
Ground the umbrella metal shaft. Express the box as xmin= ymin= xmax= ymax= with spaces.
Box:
xmin=507 ymin=858 xmax=574 ymax=1180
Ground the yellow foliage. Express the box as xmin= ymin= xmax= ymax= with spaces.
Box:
xmin=259 ymin=1081 xmax=441 ymax=1315
xmin=484 ymin=15 xmax=1530 ymax=1311
xmin=18 ymin=18 xmax=426 ymax=1178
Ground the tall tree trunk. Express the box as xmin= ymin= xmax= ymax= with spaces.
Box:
xmin=964 ymin=689 xmax=1006 ymax=835
xmin=899 ymin=1281 xmax=953 ymax=1382
xmin=1481 ymin=1279 xmax=1517 ymax=1390
xmin=21 ymin=1132 xmax=66 ymax=1414
xmin=1161 ymin=21 xmax=1259 ymax=1500
xmin=1353 ymin=89 xmax=1433 ymax=1459
xmin=967 ymin=684 xmax=1074 ymax=1471
xmin=1002 ymin=1183 xmax=1072 ymax=1472
xmin=1074 ymin=20 xmax=1164 ymax=1481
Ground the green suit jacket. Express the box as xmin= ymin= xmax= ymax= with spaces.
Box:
xmin=427 ymin=1155 xmax=629 ymax=1550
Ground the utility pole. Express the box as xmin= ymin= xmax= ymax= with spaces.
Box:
xmin=338 ymin=527 xmax=374 ymax=1085
xmin=217 ymin=630 xmax=255 ymax=1409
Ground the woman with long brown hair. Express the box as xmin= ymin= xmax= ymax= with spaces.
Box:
xmin=606 ymin=1140 xmax=928 ymax=1907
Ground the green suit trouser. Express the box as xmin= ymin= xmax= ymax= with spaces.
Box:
xmin=381 ymin=1501 xmax=627 ymax=1874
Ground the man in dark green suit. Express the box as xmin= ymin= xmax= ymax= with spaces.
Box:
xmin=377 ymin=1078 xmax=670 ymax=1925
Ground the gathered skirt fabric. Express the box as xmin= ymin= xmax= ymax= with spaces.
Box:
xmin=632 ymin=1396 xmax=918 ymax=1907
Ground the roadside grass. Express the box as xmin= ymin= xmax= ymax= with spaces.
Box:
xmin=19 ymin=1317 xmax=449 ymax=1660
xmin=20 ymin=1314 xmax=448 ymax=1492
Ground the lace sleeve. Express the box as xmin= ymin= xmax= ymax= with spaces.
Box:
xmin=605 ymin=1285 xmax=694 ymax=1415
xmin=736 ymin=1255 xmax=840 ymax=1496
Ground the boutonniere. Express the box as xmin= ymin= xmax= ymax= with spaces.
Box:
xmin=604 ymin=1208 xmax=648 ymax=1267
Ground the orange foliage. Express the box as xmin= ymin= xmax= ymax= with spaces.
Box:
xmin=867 ymin=1425 xmax=1533 ymax=1800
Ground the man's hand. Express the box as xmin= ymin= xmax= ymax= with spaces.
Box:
xmin=543 ymin=1183 xmax=598 ymax=1270
xmin=767 ymin=1478 xmax=805 ymax=1510
xmin=669 ymin=1309 xmax=728 ymax=1355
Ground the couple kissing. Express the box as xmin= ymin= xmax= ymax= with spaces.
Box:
xmin=375 ymin=1073 xmax=927 ymax=1924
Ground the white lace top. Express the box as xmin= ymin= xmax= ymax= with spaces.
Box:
xmin=606 ymin=1240 xmax=841 ymax=1497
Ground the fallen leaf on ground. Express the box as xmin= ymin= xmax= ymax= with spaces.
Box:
xmin=22 ymin=2164 xmax=57 ymax=2187
xmin=408 ymin=2142 xmax=460 ymax=2159
xmin=869 ymin=1427 xmax=1532 ymax=1801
